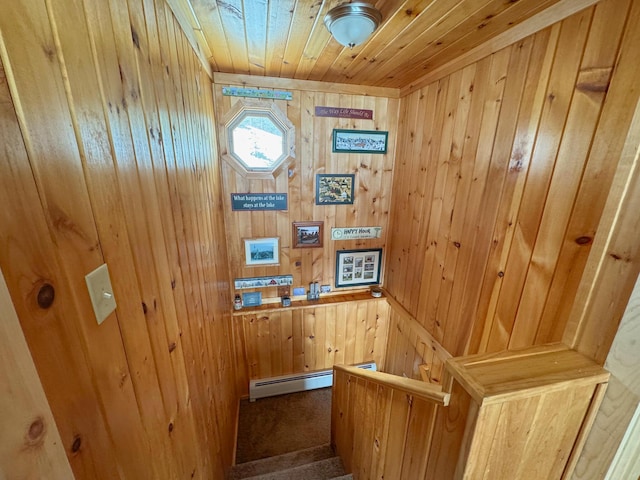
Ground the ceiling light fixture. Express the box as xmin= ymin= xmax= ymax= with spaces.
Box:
xmin=324 ymin=2 xmax=382 ymax=49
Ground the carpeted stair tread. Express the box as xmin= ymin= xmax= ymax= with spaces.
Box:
xmin=228 ymin=444 xmax=336 ymax=479
xmin=242 ymin=456 xmax=346 ymax=480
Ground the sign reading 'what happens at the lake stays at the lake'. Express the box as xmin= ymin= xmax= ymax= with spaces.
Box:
xmin=231 ymin=193 xmax=288 ymax=211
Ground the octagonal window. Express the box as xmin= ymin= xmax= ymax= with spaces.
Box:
xmin=230 ymin=113 xmax=284 ymax=170
xmin=222 ymin=99 xmax=295 ymax=180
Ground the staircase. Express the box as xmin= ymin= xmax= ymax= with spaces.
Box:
xmin=227 ymin=444 xmax=352 ymax=480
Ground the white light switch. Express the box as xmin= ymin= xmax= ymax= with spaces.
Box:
xmin=85 ymin=263 xmax=117 ymax=325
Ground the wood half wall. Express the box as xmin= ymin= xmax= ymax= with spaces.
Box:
xmin=0 ymin=0 xmax=236 ymax=478
xmin=232 ymin=294 xmax=390 ymax=397
xmin=385 ymin=0 xmax=640 ymax=358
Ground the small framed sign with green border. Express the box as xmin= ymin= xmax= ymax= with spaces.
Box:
xmin=332 ymin=129 xmax=388 ymax=154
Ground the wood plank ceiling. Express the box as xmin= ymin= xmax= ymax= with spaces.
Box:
xmin=181 ymin=0 xmax=570 ymax=88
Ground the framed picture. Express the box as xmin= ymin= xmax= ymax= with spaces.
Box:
xmin=242 ymin=291 xmax=262 ymax=307
xmin=292 ymin=221 xmax=324 ymax=248
xmin=332 ymin=129 xmax=388 ymax=154
xmin=244 ymin=237 xmax=279 ymax=266
xmin=335 ymin=248 xmax=382 ymax=288
xmin=316 ymin=174 xmax=355 ymax=205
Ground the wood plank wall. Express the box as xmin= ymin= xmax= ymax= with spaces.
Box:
xmin=385 ymin=0 xmax=639 ymax=357
xmin=233 ymin=295 xmax=390 ymax=397
xmin=383 ymin=295 xmax=452 ymax=384
xmin=0 ymin=1 xmax=236 ymax=479
xmin=212 ymin=75 xmax=399 ymax=301
xmin=0 ymin=267 xmax=75 ymax=479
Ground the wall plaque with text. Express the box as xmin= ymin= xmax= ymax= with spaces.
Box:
xmin=315 ymin=106 xmax=373 ymax=120
xmin=231 ymin=193 xmax=288 ymax=211
xmin=331 ymin=227 xmax=382 ymax=240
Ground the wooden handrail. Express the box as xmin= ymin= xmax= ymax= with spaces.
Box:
xmin=334 ymin=364 xmax=450 ymax=406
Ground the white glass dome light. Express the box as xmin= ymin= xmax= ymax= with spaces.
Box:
xmin=324 ymin=3 xmax=382 ymax=49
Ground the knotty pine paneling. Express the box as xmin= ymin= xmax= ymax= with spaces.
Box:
xmin=213 ymin=77 xmax=399 ymax=301
xmin=233 ymin=296 xmax=389 ymax=397
xmin=0 ymin=268 xmax=75 ymax=480
xmin=385 ymin=0 xmax=637 ymax=357
xmin=180 ymin=0 xmax=590 ymax=89
xmin=0 ymin=1 xmax=236 ymax=479
xmin=384 ymin=307 xmax=449 ymax=385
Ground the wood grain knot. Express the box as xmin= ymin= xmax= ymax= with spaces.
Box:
xmin=37 ymin=283 xmax=55 ymax=309
xmin=131 ymin=28 xmax=140 ymax=49
xmin=142 ymin=302 xmax=148 ymax=314
xmin=498 ymin=271 xmax=504 ymax=278
xmin=168 ymin=422 xmax=174 ymax=433
xmin=71 ymin=435 xmax=82 ymax=453
xmin=25 ymin=417 xmax=46 ymax=447
xmin=168 ymin=342 xmax=177 ymax=353
xmin=575 ymin=236 xmax=592 ymax=245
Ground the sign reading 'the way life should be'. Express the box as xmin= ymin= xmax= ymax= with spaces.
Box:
xmin=331 ymin=227 xmax=382 ymax=240
xmin=315 ymin=106 xmax=373 ymax=119
xmin=231 ymin=193 xmax=288 ymax=211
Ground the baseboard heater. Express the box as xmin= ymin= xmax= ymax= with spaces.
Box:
xmin=249 ymin=362 xmax=377 ymax=401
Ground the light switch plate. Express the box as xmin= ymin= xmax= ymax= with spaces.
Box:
xmin=85 ymin=263 xmax=117 ymax=325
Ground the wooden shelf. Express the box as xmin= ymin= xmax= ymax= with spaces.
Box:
xmin=231 ymin=290 xmax=384 ymax=316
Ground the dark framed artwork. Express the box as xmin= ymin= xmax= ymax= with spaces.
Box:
xmin=292 ymin=221 xmax=324 ymax=248
xmin=335 ymin=248 xmax=382 ymax=288
xmin=332 ymin=129 xmax=388 ymax=154
xmin=316 ymin=174 xmax=355 ymax=205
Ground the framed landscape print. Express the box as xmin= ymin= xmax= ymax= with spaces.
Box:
xmin=316 ymin=174 xmax=355 ymax=205
xmin=292 ymin=221 xmax=324 ymax=248
xmin=335 ymin=248 xmax=382 ymax=288
xmin=332 ymin=129 xmax=388 ymax=154
xmin=244 ymin=237 xmax=279 ymax=266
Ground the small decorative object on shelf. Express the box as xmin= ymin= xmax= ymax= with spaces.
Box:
xmin=307 ymin=282 xmax=320 ymax=301
xmin=233 ymin=294 xmax=242 ymax=310
xmin=242 ymin=291 xmax=262 ymax=307
xmin=281 ymin=296 xmax=292 ymax=307
xmin=370 ymin=287 xmax=382 ymax=298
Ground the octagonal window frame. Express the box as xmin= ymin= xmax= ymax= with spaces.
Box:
xmin=221 ymin=99 xmax=295 ymax=180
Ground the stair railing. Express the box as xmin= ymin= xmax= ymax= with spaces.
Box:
xmin=333 ymin=364 xmax=450 ymax=405
xmin=331 ymin=364 xmax=449 ymax=480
